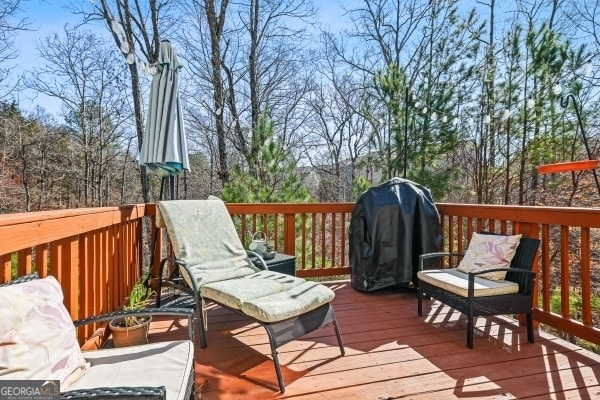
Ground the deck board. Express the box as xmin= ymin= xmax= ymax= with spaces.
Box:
xmin=145 ymin=281 xmax=600 ymax=399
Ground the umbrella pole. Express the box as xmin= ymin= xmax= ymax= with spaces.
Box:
xmin=159 ymin=177 xmax=166 ymax=201
xmin=169 ymin=175 xmax=175 ymax=200
xmin=157 ymin=176 xmax=175 ymax=200
xmin=145 ymin=176 xmax=167 ymax=289
xmin=146 ymin=176 xmax=175 ymax=290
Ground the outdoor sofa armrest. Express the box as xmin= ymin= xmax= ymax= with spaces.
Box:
xmin=467 ymin=268 xmax=536 ymax=297
xmin=73 ymin=308 xmax=194 ymax=341
xmin=419 ymin=252 xmax=465 ymax=271
xmin=61 ymin=386 xmax=166 ymax=400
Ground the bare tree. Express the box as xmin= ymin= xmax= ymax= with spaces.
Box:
xmin=0 ymin=0 xmax=28 ymax=98
xmin=0 ymin=103 xmax=29 ymax=211
xmin=180 ymin=0 xmax=318 ymax=191
xmin=203 ymin=0 xmax=230 ymax=183
xmin=563 ymin=0 xmax=600 ymax=83
xmin=219 ymin=0 xmax=317 ymax=177
xmin=26 ymin=27 xmax=133 ymax=207
xmin=340 ymin=0 xmax=481 ymax=198
xmin=343 ymin=0 xmax=429 ymax=76
xmin=304 ymin=31 xmax=374 ymax=201
xmin=0 ymin=102 xmax=76 ymax=212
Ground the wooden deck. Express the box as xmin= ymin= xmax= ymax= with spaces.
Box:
xmin=146 ymin=281 xmax=600 ymax=399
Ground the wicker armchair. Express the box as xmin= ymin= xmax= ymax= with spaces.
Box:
xmin=417 ymin=234 xmax=540 ymax=348
xmin=0 ymin=273 xmax=195 ymax=400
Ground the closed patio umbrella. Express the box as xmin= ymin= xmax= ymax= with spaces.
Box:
xmin=140 ymin=40 xmax=190 ymax=286
xmin=139 ymin=40 xmax=190 ymax=197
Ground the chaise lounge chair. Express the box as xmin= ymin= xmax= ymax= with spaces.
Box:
xmin=154 ymin=198 xmax=345 ymax=392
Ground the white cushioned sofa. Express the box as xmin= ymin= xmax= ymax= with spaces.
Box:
xmin=0 ymin=273 xmax=195 ymax=400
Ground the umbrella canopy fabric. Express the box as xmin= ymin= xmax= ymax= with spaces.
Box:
xmin=140 ymin=40 xmax=190 ymax=177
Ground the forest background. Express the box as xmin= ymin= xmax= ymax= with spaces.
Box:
xmin=1 ymin=0 xmax=600 ymax=213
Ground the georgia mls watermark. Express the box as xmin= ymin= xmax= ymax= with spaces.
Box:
xmin=0 ymin=381 xmax=60 ymax=400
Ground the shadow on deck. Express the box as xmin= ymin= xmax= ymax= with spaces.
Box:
xmin=145 ymin=281 xmax=600 ymax=399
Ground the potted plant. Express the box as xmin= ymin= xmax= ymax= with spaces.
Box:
xmin=109 ymin=273 xmax=155 ymax=347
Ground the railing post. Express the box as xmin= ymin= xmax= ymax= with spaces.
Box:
xmin=283 ymin=213 xmax=296 ymax=256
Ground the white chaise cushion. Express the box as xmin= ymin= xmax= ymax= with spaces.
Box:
xmin=241 ymin=281 xmax=335 ymax=323
xmin=417 ymin=268 xmax=519 ymax=298
xmin=200 ymin=270 xmax=307 ymax=310
xmin=68 ymin=340 xmax=193 ymax=400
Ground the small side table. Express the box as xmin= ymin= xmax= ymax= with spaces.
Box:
xmin=255 ymin=253 xmax=296 ymax=276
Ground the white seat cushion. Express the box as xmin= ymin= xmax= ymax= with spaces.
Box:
xmin=68 ymin=340 xmax=193 ymax=400
xmin=417 ymin=268 xmax=519 ymax=298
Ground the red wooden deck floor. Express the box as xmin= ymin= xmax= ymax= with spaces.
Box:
xmin=147 ymin=281 xmax=600 ymax=399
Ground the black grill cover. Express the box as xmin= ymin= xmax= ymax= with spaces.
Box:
xmin=349 ymin=178 xmax=442 ymax=291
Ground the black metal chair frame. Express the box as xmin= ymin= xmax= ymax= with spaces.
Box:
xmin=417 ymin=234 xmax=540 ymax=349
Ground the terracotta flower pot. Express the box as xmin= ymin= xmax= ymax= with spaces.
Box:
xmin=109 ymin=316 xmax=152 ymax=348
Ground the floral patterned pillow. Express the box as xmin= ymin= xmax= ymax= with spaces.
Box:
xmin=456 ymin=232 xmax=522 ymax=281
xmin=0 ymin=276 xmax=89 ymax=389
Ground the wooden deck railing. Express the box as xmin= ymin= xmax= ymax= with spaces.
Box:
xmin=0 ymin=205 xmax=151 ymax=341
xmin=1 ymin=202 xmax=599 ymax=347
xmin=224 ymin=203 xmax=354 ymax=278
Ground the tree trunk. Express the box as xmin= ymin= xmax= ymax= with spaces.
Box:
xmin=204 ymin=0 xmax=230 ymax=184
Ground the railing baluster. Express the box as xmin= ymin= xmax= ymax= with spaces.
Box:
xmin=331 ymin=213 xmax=337 ymax=270
xmin=301 ymin=213 xmax=307 ymax=271
xmin=17 ymin=248 xmax=32 ymax=276
xmin=1 ymin=254 xmax=10 ymax=281
xmin=560 ymin=226 xmax=570 ymax=318
xmin=581 ymin=227 xmax=592 ymax=326
xmin=340 ymin=212 xmax=347 ymax=268
xmin=541 ymin=224 xmax=551 ymax=311
xmin=273 ymin=214 xmax=280 ymax=252
xmin=311 ymin=213 xmax=317 ymax=268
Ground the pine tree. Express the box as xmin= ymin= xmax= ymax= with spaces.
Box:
xmin=222 ymin=109 xmax=311 ymax=203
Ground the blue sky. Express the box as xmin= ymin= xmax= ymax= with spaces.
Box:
xmin=13 ymin=0 xmax=78 ymax=114
xmin=15 ymin=1 xmax=75 ymax=68
xmin=12 ymin=0 xmax=353 ymax=116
